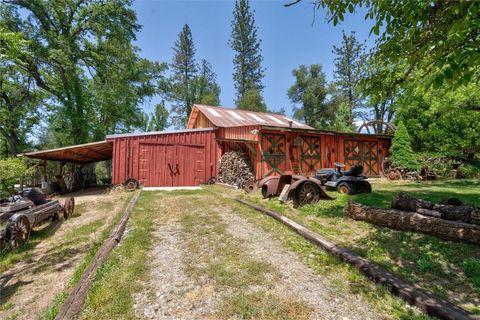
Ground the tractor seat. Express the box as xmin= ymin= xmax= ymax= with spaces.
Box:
xmin=343 ymin=165 xmax=364 ymax=177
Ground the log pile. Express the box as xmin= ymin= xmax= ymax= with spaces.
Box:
xmin=344 ymin=193 xmax=480 ymax=244
xmin=217 ymin=151 xmax=255 ymax=189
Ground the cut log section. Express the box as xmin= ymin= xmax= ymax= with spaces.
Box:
xmin=392 ymin=192 xmax=480 ymax=225
xmin=345 ymin=200 xmax=480 ymax=244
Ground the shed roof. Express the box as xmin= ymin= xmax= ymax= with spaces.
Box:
xmin=22 ymin=140 xmax=113 ymax=164
xmin=187 ymin=104 xmax=313 ymax=130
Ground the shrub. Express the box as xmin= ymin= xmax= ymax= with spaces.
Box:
xmin=0 ymin=158 xmax=32 ymax=198
xmin=390 ymin=121 xmax=419 ymax=171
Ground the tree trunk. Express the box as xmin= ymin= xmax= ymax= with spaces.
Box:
xmin=344 ymin=200 xmax=480 ymax=244
xmin=391 ymin=192 xmax=480 ymax=224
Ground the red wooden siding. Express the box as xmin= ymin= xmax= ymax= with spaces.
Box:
xmin=258 ymin=129 xmax=390 ymax=179
xmin=108 ymin=129 xmax=220 ymax=186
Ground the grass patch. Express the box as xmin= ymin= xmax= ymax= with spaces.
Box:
xmin=221 ymin=179 xmax=480 ymax=314
xmin=37 ymin=193 xmax=133 ymax=320
xmin=217 ymin=194 xmax=430 ymax=320
xmin=222 ymin=291 xmax=310 ymax=320
xmin=78 ymin=192 xmax=156 ymax=319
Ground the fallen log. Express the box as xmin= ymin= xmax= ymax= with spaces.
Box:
xmin=392 ymin=192 xmax=480 ymax=224
xmin=235 ymin=197 xmax=477 ymax=320
xmin=345 ymin=200 xmax=480 ymax=244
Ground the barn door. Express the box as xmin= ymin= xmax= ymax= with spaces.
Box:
xmin=139 ymin=143 xmax=205 ymax=187
xmin=299 ymin=136 xmax=321 ymax=176
xmin=261 ymin=133 xmax=287 ymax=177
xmin=343 ymin=140 xmax=379 ymax=176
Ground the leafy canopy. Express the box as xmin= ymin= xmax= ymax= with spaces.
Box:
xmin=294 ymin=0 xmax=480 ymax=88
xmin=0 ymin=158 xmax=31 ymax=197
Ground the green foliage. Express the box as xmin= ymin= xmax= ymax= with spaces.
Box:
xmin=396 ymin=83 xmax=480 ymax=159
xmin=0 ymin=158 xmax=30 ymax=197
xmin=0 ymin=62 xmax=41 ymax=155
xmin=307 ymin=0 xmax=480 ymax=88
xmin=288 ymin=64 xmax=348 ymax=130
xmin=169 ymin=24 xmax=197 ymax=127
xmin=148 ymin=102 xmax=169 ymax=131
xmin=1 ymin=0 xmax=161 ymax=146
xmin=167 ymin=26 xmax=220 ymax=127
xmin=229 ymin=0 xmax=265 ymax=106
xmin=389 ymin=121 xmax=419 ymax=170
xmin=236 ymin=88 xmax=267 ymax=112
xmin=193 ymin=59 xmax=221 ymax=106
xmin=332 ymin=31 xmax=366 ymax=126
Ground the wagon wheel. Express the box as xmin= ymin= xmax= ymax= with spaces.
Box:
xmin=387 ymin=170 xmax=401 ymax=181
xmin=293 ymin=181 xmax=320 ymax=208
xmin=124 ymin=178 xmax=139 ymax=191
xmin=5 ymin=215 xmax=31 ymax=249
xmin=63 ymin=197 xmax=75 ymax=219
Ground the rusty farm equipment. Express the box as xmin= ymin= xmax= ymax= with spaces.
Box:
xmin=258 ymin=174 xmax=333 ymax=208
xmin=0 ymin=188 xmax=75 ymax=251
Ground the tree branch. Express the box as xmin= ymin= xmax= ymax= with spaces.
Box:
xmin=284 ymin=0 xmax=302 ymax=7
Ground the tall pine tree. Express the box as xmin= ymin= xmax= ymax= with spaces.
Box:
xmin=170 ymin=24 xmax=197 ymax=127
xmin=332 ymin=31 xmax=366 ymax=127
xmin=193 ymin=59 xmax=221 ymax=106
xmin=229 ymin=0 xmax=265 ymax=111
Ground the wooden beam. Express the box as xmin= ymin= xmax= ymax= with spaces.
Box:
xmin=234 ymin=197 xmax=476 ymax=320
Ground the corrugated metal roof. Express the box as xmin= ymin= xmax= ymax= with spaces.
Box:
xmin=106 ymin=128 xmax=217 ymax=139
xmin=187 ymin=104 xmax=313 ymax=129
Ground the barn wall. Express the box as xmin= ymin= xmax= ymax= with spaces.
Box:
xmin=258 ymin=128 xmax=391 ymax=178
xmin=219 ymin=126 xmax=260 ymax=142
xmin=109 ymin=129 xmax=220 ymax=186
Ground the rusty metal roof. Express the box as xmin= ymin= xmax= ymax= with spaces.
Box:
xmin=22 ymin=140 xmax=113 ymax=163
xmin=187 ymin=104 xmax=313 ymax=130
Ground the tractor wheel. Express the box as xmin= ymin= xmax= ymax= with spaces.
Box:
xmin=124 ymin=178 xmax=139 ymax=191
xmin=293 ymin=181 xmax=320 ymax=208
xmin=359 ymin=181 xmax=372 ymax=193
xmin=337 ymin=182 xmax=356 ymax=195
xmin=5 ymin=215 xmax=31 ymax=250
xmin=63 ymin=197 xmax=75 ymax=219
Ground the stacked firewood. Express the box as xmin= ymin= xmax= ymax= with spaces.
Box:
xmin=217 ymin=151 xmax=255 ymax=188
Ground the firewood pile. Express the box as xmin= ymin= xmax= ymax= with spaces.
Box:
xmin=344 ymin=192 xmax=480 ymax=244
xmin=217 ymin=151 xmax=255 ymax=189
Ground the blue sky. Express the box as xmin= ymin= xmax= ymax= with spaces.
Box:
xmin=132 ymin=0 xmax=377 ymax=117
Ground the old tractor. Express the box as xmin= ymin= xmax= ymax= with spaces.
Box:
xmin=258 ymin=174 xmax=333 ymax=208
xmin=315 ymin=163 xmax=372 ymax=195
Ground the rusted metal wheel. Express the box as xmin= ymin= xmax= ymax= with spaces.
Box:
xmin=113 ymin=184 xmax=124 ymax=192
xmin=387 ymin=170 xmax=401 ymax=181
xmin=244 ymin=181 xmax=258 ymax=193
xmin=124 ymin=178 xmax=139 ymax=191
xmin=5 ymin=215 xmax=31 ymax=249
xmin=294 ymin=181 xmax=320 ymax=207
xmin=63 ymin=197 xmax=75 ymax=219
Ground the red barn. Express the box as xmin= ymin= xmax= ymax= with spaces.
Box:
xmin=106 ymin=105 xmax=391 ymax=187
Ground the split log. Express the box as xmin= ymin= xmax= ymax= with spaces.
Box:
xmin=392 ymin=192 xmax=480 ymax=224
xmin=345 ymin=200 xmax=480 ymax=244
xmin=217 ymin=151 xmax=255 ymax=189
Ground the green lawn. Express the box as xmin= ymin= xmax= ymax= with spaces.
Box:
xmin=237 ymin=179 xmax=480 ymax=314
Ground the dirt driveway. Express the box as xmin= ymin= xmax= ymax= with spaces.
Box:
xmin=131 ymin=190 xmax=393 ymax=320
xmin=0 ymin=188 xmax=130 ymax=320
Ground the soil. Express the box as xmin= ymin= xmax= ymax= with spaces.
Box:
xmin=0 ymin=187 xmax=129 ymax=320
xmin=134 ymin=192 xmax=387 ymax=320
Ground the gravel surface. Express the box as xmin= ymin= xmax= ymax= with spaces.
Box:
xmin=133 ymin=220 xmax=224 ymax=320
xmin=217 ymin=206 xmax=387 ymax=320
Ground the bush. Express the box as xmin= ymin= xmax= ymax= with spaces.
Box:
xmin=0 ymin=158 xmax=32 ymax=198
xmin=390 ymin=121 xmax=419 ymax=171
